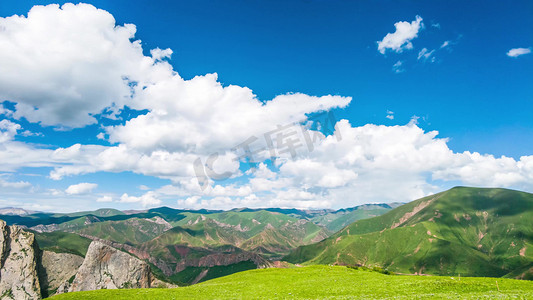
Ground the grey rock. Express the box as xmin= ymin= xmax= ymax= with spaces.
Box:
xmin=39 ymin=251 xmax=83 ymax=296
xmin=68 ymin=241 xmax=151 ymax=292
xmin=0 ymin=220 xmax=41 ymax=300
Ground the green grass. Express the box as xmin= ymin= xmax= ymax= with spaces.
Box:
xmin=48 ymin=265 xmax=533 ymax=299
xmin=166 ymin=260 xmax=258 ymax=285
xmin=74 ymin=218 xmax=170 ymax=245
xmin=286 ymin=187 xmax=533 ymax=278
xmin=34 ymin=231 xmax=92 ymax=257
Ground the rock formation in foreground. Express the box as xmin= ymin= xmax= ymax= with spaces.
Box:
xmin=39 ymin=251 xmax=84 ymax=296
xmin=0 ymin=220 xmax=41 ymax=300
xmin=64 ymin=241 xmax=152 ymax=292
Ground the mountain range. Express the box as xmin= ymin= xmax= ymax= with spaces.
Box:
xmin=0 ymin=186 xmax=532 ymax=298
xmin=0 ymin=202 xmax=397 ymax=293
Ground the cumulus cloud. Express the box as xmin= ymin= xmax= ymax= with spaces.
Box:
xmin=135 ymin=119 xmax=533 ymax=209
xmin=386 ymin=110 xmax=394 ymax=120
xmin=0 ymin=3 xmax=172 ymax=127
xmin=0 ymin=3 xmax=352 ymax=189
xmin=150 ymin=48 xmax=173 ymax=61
xmin=106 ymin=75 xmax=350 ymax=155
xmin=0 ymin=2 xmax=350 ymax=137
xmin=120 ymin=191 xmax=161 ymax=207
xmin=65 ymin=182 xmax=98 ymax=195
xmin=177 ymin=195 xmax=201 ymax=208
xmin=378 ymin=16 xmax=424 ymax=54
xmin=252 ymin=120 xmax=533 ymax=207
xmin=0 ymin=120 xmax=21 ymax=143
xmin=507 ymin=48 xmax=531 ymax=58
xmin=96 ymin=195 xmax=113 ymax=202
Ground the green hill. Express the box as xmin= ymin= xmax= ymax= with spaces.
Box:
xmin=47 ymin=265 xmax=533 ymax=299
xmin=310 ymin=203 xmax=399 ymax=232
xmin=33 ymin=231 xmax=92 ymax=257
xmin=143 ymin=210 xmax=329 ymax=257
xmin=285 ymin=187 xmax=533 ymax=279
xmin=73 ymin=217 xmax=172 ymax=245
xmin=137 ymin=210 xmax=330 ymax=284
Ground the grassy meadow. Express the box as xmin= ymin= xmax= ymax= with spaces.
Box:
xmin=49 ymin=265 xmax=533 ymax=299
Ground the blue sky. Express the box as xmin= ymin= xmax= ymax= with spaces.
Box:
xmin=0 ymin=0 xmax=531 ymax=212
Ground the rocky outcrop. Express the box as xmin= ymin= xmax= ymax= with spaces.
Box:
xmin=39 ymin=251 xmax=83 ymax=296
xmin=66 ymin=241 xmax=152 ymax=292
xmin=0 ymin=220 xmax=41 ymax=300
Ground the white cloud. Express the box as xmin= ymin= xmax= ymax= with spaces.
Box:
xmin=440 ymin=40 xmax=450 ymax=49
xmin=0 ymin=3 xmax=351 ymax=188
xmin=150 ymin=48 xmax=173 ymax=61
xmin=106 ymin=77 xmax=350 ymax=155
xmin=20 ymin=130 xmax=42 ymax=137
xmin=177 ymin=195 xmax=201 ymax=208
xmin=51 ymin=119 xmax=533 ymax=210
xmin=96 ymin=195 xmax=113 ymax=202
xmin=249 ymin=120 xmax=533 ymax=207
xmin=507 ymin=47 xmax=531 ymax=58
xmin=2 ymin=4 xmax=533 ymax=211
xmin=392 ymin=61 xmax=405 ymax=73
xmin=0 ymin=120 xmax=64 ymax=173
xmin=138 ymin=185 xmax=150 ymax=191
xmin=417 ymin=48 xmax=436 ymax=62
xmin=386 ymin=110 xmax=394 ymax=120
xmin=0 ymin=178 xmax=32 ymax=190
xmin=0 ymin=120 xmax=21 ymax=143
xmin=65 ymin=182 xmax=98 ymax=195
xmin=0 ymin=104 xmax=14 ymax=117
xmin=0 ymin=3 xmax=172 ymax=127
xmin=120 ymin=191 xmax=161 ymax=207
xmin=0 ymin=2 xmax=351 ymax=138
xmin=378 ymin=16 xmax=424 ymax=54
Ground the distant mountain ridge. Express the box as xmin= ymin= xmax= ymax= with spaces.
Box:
xmin=0 ymin=207 xmax=39 ymax=216
xmin=0 ymin=203 xmax=398 ymax=231
xmin=0 ymin=202 xmax=395 ymax=286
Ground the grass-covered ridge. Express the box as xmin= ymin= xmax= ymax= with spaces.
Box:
xmin=48 ymin=265 xmax=533 ymax=299
xmin=285 ymin=187 xmax=533 ymax=279
xmin=34 ymin=231 xmax=92 ymax=257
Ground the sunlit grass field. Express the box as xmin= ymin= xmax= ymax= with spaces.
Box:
xmin=49 ymin=265 xmax=533 ymax=299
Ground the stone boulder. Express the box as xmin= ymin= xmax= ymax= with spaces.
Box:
xmin=67 ymin=241 xmax=151 ymax=292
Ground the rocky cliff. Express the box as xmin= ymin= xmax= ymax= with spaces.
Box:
xmin=0 ymin=220 xmax=41 ymax=300
xmin=39 ymin=251 xmax=84 ymax=297
xmin=0 ymin=221 xmax=169 ymax=299
xmin=64 ymin=241 xmax=152 ymax=292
